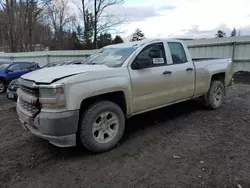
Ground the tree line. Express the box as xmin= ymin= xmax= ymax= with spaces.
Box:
xmin=215 ymin=28 xmax=240 ymax=38
xmin=3 ymin=0 xmax=239 ymax=53
xmin=0 ymin=0 xmax=127 ymax=52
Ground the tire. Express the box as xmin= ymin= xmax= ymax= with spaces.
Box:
xmin=0 ymin=80 xmax=6 ymax=94
xmin=204 ymin=80 xmax=224 ymax=109
xmin=79 ymin=101 xmax=125 ymax=153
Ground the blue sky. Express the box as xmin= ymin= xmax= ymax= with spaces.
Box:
xmin=108 ymin=0 xmax=250 ymax=40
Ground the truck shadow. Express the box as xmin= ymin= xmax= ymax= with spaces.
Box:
xmin=124 ymin=99 xmax=205 ymax=137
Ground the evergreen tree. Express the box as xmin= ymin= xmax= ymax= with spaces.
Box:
xmin=83 ymin=10 xmax=94 ymax=49
xmin=97 ymin=33 xmax=112 ymax=48
xmin=70 ymin=31 xmax=82 ymax=50
xmin=215 ymin=30 xmax=226 ymax=38
xmin=130 ymin=28 xmax=145 ymax=41
xmin=231 ymin=28 xmax=237 ymax=37
xmin=112 ymin=35 xmax=124 ymax=44
xmin=76 ymin=25 xmax=83 ymax=40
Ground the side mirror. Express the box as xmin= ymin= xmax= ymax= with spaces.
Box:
xmin=132 ymin=57 xmax=152 ymax=70
xmin=5 ymin=69 xmax=13 ymax=73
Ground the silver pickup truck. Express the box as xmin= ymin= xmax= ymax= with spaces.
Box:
xmin=17 ymin=39 xmax=233 ymax=152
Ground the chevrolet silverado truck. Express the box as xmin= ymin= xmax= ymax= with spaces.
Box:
xmin=16 ymin=39 xmax=233 ymax=153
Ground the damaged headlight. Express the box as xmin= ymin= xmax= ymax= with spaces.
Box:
xmin=38 ymin=84 xmax=66 ymax=109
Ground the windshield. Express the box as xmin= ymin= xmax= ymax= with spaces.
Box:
xmin=42 ymin=62 xmax=64 ymax=68
xmin=85 ymin=47 xmax=137 ymax=67
xmin=41 ymin=60 xmax=84 ymax=68
xmin=0 ymin=64 xmax=9 ymax=71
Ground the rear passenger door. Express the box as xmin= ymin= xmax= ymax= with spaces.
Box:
xmin=166 ymin=42 xmax=195 ymax=101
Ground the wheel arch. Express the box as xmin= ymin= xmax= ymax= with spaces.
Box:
xmin=0 ymin=77 xmax=6 ymax=93
xmin=210 ymin=72 xmax=226 ymax=95
xmin=0 ymin=76 xmax=5 ymax=82
xmin=79 ymin=91 xmax=128 ymax=117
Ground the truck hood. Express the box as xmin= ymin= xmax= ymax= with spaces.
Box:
xmin=21 ymin=65 xmax=110 ymax=83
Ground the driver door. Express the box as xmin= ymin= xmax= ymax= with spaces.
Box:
xmin=5 ymin=64 xmax=23 ymax=84
xmin=129 ymin=42 xmax=174 ymax=113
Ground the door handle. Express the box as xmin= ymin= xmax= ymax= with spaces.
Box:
xmin=163 ymin=70 xmax=172 ymax=75
xmin=186 ymin=67 xmax=193 ymax=71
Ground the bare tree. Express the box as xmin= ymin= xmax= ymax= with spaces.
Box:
xmin=238 ymin=29 xmax=242 ymax=36
xmin=0 ymin=10 xmax=9 ymax=51
xmin=2 ymin=0 xmax=17 ymax=52
xmin=74 ymin=0 xmax=93 ymax=47
xmin=0 ymin=0 xmax=123 ymax=51
xmin=0 ymin=0 xmax=51 ymax=52
xmin=45 ymin=0 xmax=76 ymax=49
xmin=74 ymin=0 xmax=124 ymax=49
xmin=93 ymin=0 xmax=124 ymax=48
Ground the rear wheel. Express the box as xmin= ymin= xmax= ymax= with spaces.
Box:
xmin=0 ymin=80 xmax=6 ymax=94
xmin=204 ymin=81 xmax=224 ymax=109
xmin=79 ymin=101 xmax=125 ymax=153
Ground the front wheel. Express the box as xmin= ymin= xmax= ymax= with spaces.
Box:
xmin=79 ymin=101 xmax=125 ymax=153
xmin=204 ymin=81 xmax=224 ymax=109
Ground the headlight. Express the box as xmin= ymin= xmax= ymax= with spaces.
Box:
xmin=39 ymin=85 xmax=66 ymax=109
xmin=39 ymin=87 xmax=64 ymax=97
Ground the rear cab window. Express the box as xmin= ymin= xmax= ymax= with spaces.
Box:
xmin=168 ymin=42 xmax=188 ymax=64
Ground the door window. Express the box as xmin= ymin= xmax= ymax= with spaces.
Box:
xmin=8 ymin=64 xmax=21 ymax=72
xmin=20 ymin=63 xmax=31 ymax=70
xmin=168 ymin=42 xmax=188 ymax=64
xmin=133 ymin=42 xmax=167 ymax=68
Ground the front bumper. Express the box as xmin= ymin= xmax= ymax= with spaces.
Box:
xmin=17 ymin=103 xmax=79 ymax=147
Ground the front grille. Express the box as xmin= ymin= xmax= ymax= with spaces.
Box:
xmin=19 ymin=98 xmax=39 ymax=116
xmin=20 ymin=84 xmax=39 ymax=97
xmin=8 ymin=84 xmax=19 ymax=91
xmin=19 ymin=82 xmax=40 ymax=116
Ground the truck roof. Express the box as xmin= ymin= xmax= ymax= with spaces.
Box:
xmin=104 ymin=39 xmax=182 ymax=49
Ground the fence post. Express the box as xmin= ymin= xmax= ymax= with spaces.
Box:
xmin=232 ymin=41 xmax=236 ymax=63
xmin=46 ymin=54 xmax=50 ymax=65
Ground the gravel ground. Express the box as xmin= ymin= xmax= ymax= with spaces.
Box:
xmin=1 ymin=76 xmax=250 ymax=188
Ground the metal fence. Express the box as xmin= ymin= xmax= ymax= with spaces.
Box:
xmin=0 ymin=50 xmax=98 ymax=67
xmin=185 ymin=36 xmax=250 ymax=73
xmin=1 ymin=36 xmax=250 ymax=72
